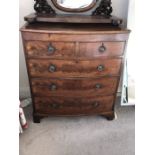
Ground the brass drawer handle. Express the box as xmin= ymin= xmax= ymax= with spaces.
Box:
xmin=50 ymin=103 xmax=60 ymax=109
xmin=95 ymin=83 xmax=102 ymax=89
xmin=47 ymin=43 xmax=55 ymax=54
xmin=98 ymin=43 xmax=106 ymax=53
xmin=50 ymin=84 xmax=57 ymax=91
xmin=49 ymin=64 xmax=56 ymax=72
xmin=92 ymin=102 xmax=100 ymax=108
xmin=97 ymin=65 xmax=104 ymax=71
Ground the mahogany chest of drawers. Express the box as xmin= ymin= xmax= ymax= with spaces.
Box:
xmin=21 ymin=23 xmax=130 ymax=123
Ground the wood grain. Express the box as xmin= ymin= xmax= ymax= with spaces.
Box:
xmin=22 ymin=32 xmax=129 ymax=42
xmin=31 ymin=77 xmax=118 ymax=97
xmin=20 ymin=23 xmax=130 ymax=122
xmin=28 ymin=58 xmax=122 ymax=78
xmin=34 ymin=95 xmax=114 ymax=115
xmin=79 ymin=41 xmax=125 ymax=58
xmin=25 ymin=41 xmax=75 ymax=58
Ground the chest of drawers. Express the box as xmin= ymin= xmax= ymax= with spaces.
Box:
xmin=21 ymin=23 xmax=130 ymax=123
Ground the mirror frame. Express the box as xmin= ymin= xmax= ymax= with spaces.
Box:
xmin=25 ymin=0 xmax=123 ymax=26
xmin=52 ymin=0 xmax=97 ymax=12
xmin=33 ymin=0 xmax=113 ymax=18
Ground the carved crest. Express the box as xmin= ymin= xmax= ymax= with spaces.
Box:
xmin=34 ymin=0 xmax=55 ymax=14
xmin=92 ymin=0 xmax=113 ymax=17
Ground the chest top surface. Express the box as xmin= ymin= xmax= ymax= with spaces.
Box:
xmin=20 ymin=23 xmax=130 ymax=34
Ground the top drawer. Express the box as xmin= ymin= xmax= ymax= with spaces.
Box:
xmin=79 ymin=42 xmax=125 ymax=58
xmin=25 ymin=41 xmax=75 ymax=58
xmin=22 ymin=32 xmax=129 ymax=42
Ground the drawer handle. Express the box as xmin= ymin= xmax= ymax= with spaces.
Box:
xmin=50 ymin=84 xmax=57 ymax=91
xmin=95 ymin=83 xmax=102 ymax=89
xmin=92 ymin=102 xmax=100 ymax=108
xmin=47 ymin=43 xmax=55 ymax=54
xmin=50 ymin=103 xmax=60 ymax=109
xmin=97 ymin=65 xmax=104 ymax=71
xmin=49 ymin=64 xmax=56 ymax=72
xmin=98 ymin=43 xmax=106 ymax=53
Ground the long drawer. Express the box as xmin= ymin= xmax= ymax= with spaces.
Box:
xmin=22 ymin=32 xmax=129 ymax=42
xmin=28 ymin=58 xmax=122 ymax=78
xmin=31 ymin=77 xmax=118 ymax=97
xmin=34 ymin=95 xmax=114 ymax=115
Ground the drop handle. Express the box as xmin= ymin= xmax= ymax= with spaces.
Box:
xmin=97 ymin=65 xmax=104 ymax=71
xmin=50 ymin=84 xmax=57 ymax=91
xmin=50 ymin=103 xmax=60 ymax=109
xmin=95 ymin=83 xmax=102 ymax=89
xmin=49 ymin=64 xmax=56 ymax=72
xmin=98 ymin=44 xmax=106 ymax=53
xmin=47 ymin=43 xmax=55 ymax=54
xmin=92 ymin=102 xmax=100 ymax=108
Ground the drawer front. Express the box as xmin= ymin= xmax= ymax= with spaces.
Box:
xmin=79 ymin=42 xmax=125 ymax=58
xmin=31 ymin=77 xmax=118 ymax=97
xmin=22 ymin=32 xmax=129 ymax=42
xmin=28 ymin=58 xmax=122 ymax=78
xmin=25 ymin=41 xmax=75 ymax=58
xmin=34 ymin=96 xmax=114 ymax=115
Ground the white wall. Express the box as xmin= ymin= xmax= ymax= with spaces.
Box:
xmin=126 ymin=0 xmax=135 ymax=104
xmin=19 ymin=0 xmax=129 ymax=98
xmin=19 ymin=0 xmax=34 ymax=98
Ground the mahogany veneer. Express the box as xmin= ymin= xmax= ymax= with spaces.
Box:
xmin=21 ymin=23 xmax=130 ymax=123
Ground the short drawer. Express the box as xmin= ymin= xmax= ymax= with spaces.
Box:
xmin=28 ymin=58 xmax=122 ymax=78
xmin=31 ymin=77 xmax=118 ymax=97
xmin=34 ymin=96 xmax=114 ymax=115
xmin=79 ymin=42 xmax=125 ymax=58
xmin=25 ymin=41 xmax=75 ymax=58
